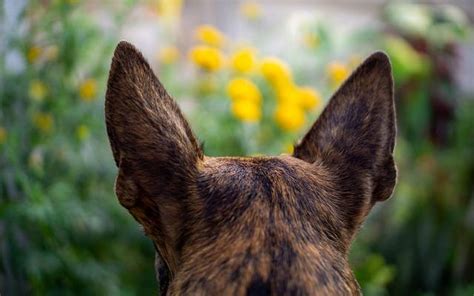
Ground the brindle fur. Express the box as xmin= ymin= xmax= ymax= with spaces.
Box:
xmin=105 ymin=41 xmax=397 ymax=295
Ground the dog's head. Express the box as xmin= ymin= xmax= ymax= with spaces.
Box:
xmin=105 ymin=41 xmax=396 ymax=295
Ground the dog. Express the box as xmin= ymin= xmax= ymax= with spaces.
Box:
xmin=105 ymin=41 xmax=397 ymax=295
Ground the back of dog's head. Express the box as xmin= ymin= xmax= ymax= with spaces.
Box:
xmin=105 ymin=41 xmax=397 ymax=295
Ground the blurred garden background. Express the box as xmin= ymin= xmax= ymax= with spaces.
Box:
xmin=1 ymin=0 xmax=473 ymax=295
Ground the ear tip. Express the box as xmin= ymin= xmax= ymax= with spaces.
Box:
xmin=106 ymin=40 xmax=148 ymax=113
xmin=365 ymin=51 xmax=392 ymax=72
xmin=368 ymin=51 xmax=390 ymax=62
xmin=114 ymin=40 xmax=140 ymax=57
xmin=111 ymin=41 xmax=148 ymax=68
xmin=107 ymin=41 xmax=154 ymax=94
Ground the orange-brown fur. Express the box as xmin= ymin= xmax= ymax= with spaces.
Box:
xmin=105 ymin=41 xmax=397 ymax=295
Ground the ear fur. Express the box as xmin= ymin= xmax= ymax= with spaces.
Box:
xmin=293 ymin=52 xmax=397 ymax=206
xmin=105 ymin=41 xmax=202 ymax=199
xmin=105 ymin=42 xmax=203 ymax=273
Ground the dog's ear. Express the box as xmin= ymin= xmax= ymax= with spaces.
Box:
xmin=293 ymin=52 xmax=396 ymax=221
xmin=105 ymin=41 xmax=202 ymax=196
xmin=105 ymin=42 xmax=202 ymax=270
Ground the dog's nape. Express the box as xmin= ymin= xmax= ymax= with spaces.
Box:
xmin=104 ymin=41 xmax=396 ymax=295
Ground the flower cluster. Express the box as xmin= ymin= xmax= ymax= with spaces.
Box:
xmin=260 ymin=57 xmax=322 ymax=131
xmin=22 ymin=41 xmax=100 ymax=142
xmin=189 ymin=45 xmax=224 ymax=72
xmin=227 ymin=77 xmax=262 ymax=122
xmin=16 ymin=51 xmax=101 ymax=174
xmin=188 ymin=25 xmax=226 ymax=72
xmin=188 ymin=25 xmax=322 ymax=131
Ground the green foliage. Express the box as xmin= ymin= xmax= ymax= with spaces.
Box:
xmin=352 ymin=4 xmax=474 ymax=295
xmin=1 ymin=1 xmax=155 ymax=294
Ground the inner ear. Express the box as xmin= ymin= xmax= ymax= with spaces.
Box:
xmin=293 ymin=51 xmax=396 ymax=211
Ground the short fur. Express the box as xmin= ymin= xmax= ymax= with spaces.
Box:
xmin=105 ymin=41 xmax=397 ymax=295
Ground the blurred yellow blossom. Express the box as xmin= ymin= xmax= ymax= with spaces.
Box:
xmin=44 ymin=45 xmax=59 ymax=61
xmin=227 ymin=77 xmax=261 ymax=103
xmin=276 ymin=83 xmax=321 ymax=111
xmin=29 ymin=80 xmax=48 ymax=102
xmin=189 ymin=45 xmax=224 ymax=72
xmin=275 ymin=81 xmax=298 ymax=104
xmin=155 ymin=0 xmax=183 ymax=20
xmin=0 ymin=127 xmax=6 ymax=144
xmin=230 ymin=47 xmax=257 ymax=73
xmin=231 ymin=99 xmax=261 ymax=122
xmin=76 ymin=124 xmax=90 ymax=141
xmin=240 ymin=1 xmax=262 ymax=20
xmin=195 ymin=25 xmax=225 ymax=47
xmin=79 ymin=79 xmax=98 ymax=101
xmin=27 ymin=46 xmax=42 ymax=64
xmin=274 ymin=103 xmax=305 ymax=131
xmin=33 ymin=112 xmax=54 ymax=133
xmin=297 ymin=87 xmax=322 ymax=110
xmin=157 ymin=45 xmax=179 ymax=64
xmin=302 ymin=32 xmax=320 ymax=49
xmin=261 ymin=57 xmax=292 ymax=85
xmin=327 ymin=62 xmax=349 ymax=87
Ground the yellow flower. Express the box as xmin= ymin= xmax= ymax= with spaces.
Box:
xmin=27 ymin=46 xmax=42 ymax=64
xmin=195 ymin=25 xmax=225 ymax=47
xmin=227 ymin=78 xmax=261 ymax=103
xmin=76 ymin=124 xmax=90 ymax=141
xmin=231 ymin=99 xmax=261 ymax=123
xmin=228 ymin=78 xmax=262 ymax=122
xmin=157 ymin=45 xmax=179 ymax=64
xmin=261 ymin=57 xmax=292 ymax=86
xmin=240 ymin=1 xmax=262 ymax=20
xmin=189 ymin=45 xmax=224 ymax=72
xmin=274 ymin=103 xmax=305 ymax=131
xmin=79 ymin=79 xmax=97 ymax=101
xmin=230 ymin=47 xmax=257 ymax=73
xmin=327 ymin=62 xmax=349 ymax=87
xmin=302 ymin=32 xmax=320 ymax=49
xmin=0 ymin=127 xmax=7 ymax=144
xmin=33 ymin=112 xmax=54 ymax=133
xmin=275 ymin=81 xmax=298 ymax=104
xmin=29 ymin=80 xmax=48 ymax=102
xmin=297 ymin=87 xmax=322 ymax=110
xmin=274 ymin=82 xmax=322 ymax=111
